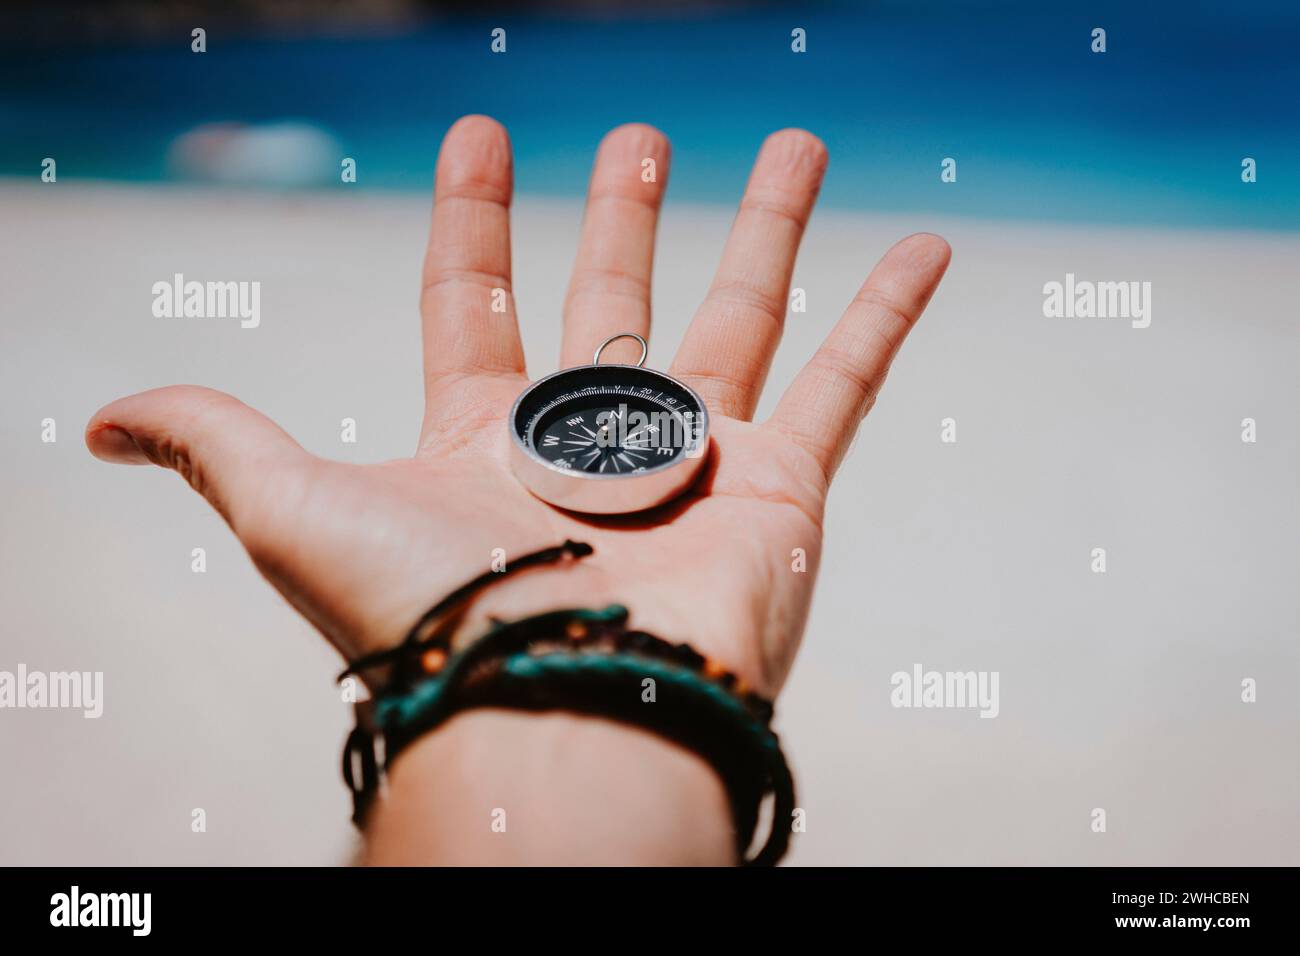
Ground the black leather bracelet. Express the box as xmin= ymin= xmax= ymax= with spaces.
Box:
xmin=339 ymin=545 xmax=796 ymax=866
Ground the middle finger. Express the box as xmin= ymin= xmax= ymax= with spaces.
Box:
xmin=560 ymin=124 xmax=671 ymax=368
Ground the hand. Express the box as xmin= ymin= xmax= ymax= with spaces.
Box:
xmin=87 ymin=116 xmax=949 ymax=864
xmin=86 ymin=116 xmax=949 ymax=700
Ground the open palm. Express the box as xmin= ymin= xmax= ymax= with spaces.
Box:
xmin=86 ymin=116 xmax=950 ymax=698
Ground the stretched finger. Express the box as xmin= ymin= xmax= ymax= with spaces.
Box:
xmin=420 ymin=116 xmax=526 ymax=437
xmin=560 ymin=124 xmax=670 ymax=368
xmin=85 ymin=385 xmax=312 ymax=538
xmin=670 ymin=129 xmax=827 ymax=420
xmin=768 ymin=233 xmax=951 ymax=483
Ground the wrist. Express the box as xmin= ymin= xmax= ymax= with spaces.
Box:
xmin=362 ymin=708 xmax=735 ymax=865
xmin=443 ymin=558 xmax=777 ymax=698
xmin=350 ymin=545 xmax=782 ymax=865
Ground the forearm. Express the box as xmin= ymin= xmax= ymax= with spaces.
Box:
xmin=362 ymin=709 xmax=735 ymax=865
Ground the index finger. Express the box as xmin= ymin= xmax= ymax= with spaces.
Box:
xmin=419 ymin=116 xmax=527 ymax=440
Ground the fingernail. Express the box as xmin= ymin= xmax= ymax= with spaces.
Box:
xmin=91 ymin=425 xmax=149 ymax=465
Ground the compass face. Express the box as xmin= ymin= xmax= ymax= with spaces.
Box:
xmin=508 ymin=364 xmax=710 ymax=513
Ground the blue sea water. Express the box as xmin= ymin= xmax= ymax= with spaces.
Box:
xmin=3 ymin=2 xmax=1298 ymax=229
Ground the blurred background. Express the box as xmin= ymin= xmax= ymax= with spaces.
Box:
xmin=6 ymin=0 xmax=1300 ymax=224
xmin=1 ymin=1 xmax=1298 ymax=865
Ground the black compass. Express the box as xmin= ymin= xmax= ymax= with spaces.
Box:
xmin=508 ymin=333 xmax=710 ymax=514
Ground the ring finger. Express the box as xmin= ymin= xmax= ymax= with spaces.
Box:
xmin=670 ymin=129 xmax=827 ymax=420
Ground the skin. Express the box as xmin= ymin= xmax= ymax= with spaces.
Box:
xmin=86 ymin=116 xmax=950 ymax=865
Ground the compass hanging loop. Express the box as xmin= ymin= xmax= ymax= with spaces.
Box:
xmin=593 ymin=332 xmax=649 ymax=368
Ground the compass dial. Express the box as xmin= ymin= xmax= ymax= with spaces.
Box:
xmin=508 ymin=364 xmax=710 ymax=513
xmin=533 ymin=390 xmax=695 ymax=473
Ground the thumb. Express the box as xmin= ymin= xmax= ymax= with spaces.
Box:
xmin=85 ymin=385 xmax=311 ymax=535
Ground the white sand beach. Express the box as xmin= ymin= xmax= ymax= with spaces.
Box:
xmin=1 ymin=182 xmax=1297 ymax=865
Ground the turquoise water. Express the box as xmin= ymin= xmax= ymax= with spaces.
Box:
xmin=3 ymin=2 xmax=1298 ymax=229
